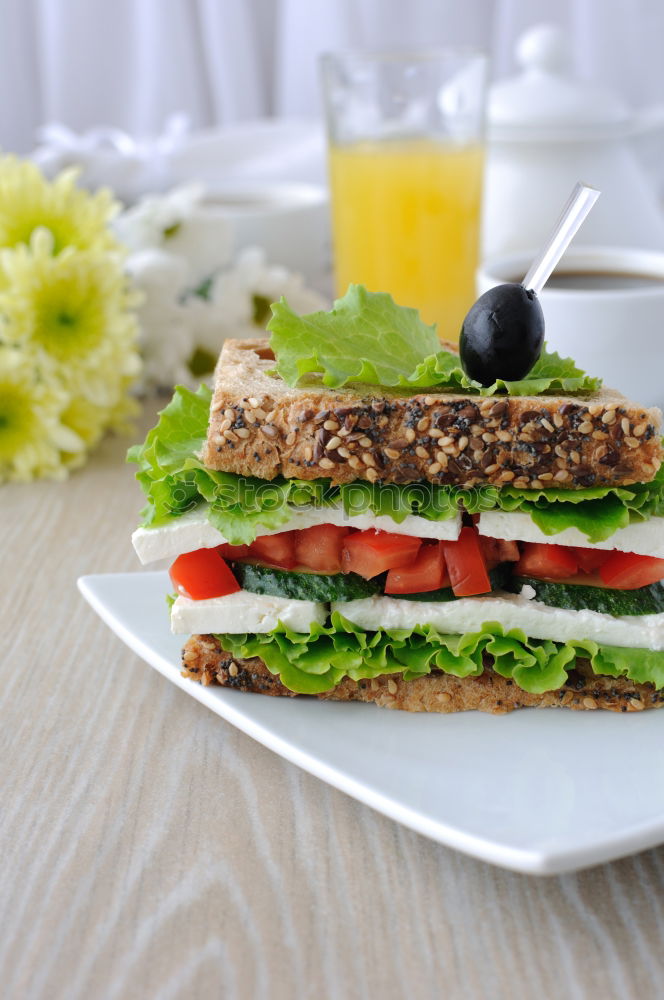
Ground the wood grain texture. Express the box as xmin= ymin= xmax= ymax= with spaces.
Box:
xmin=1 ymin=398 xmax=664 ymax=1000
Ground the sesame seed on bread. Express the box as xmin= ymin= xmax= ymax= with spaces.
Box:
xmin=181 ymin=635 xmax=664 ymax=714
xmin=202 ymin=338 xmax=663 ymax=490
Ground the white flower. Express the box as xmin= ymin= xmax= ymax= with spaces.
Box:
xmin=115 ymin=184 xmax=330 ymax=388
xmin=165 ymin=212 xmax=233 ymax=288
xmin=126 ymin=248 xmax=195 ymax=390
xmin=235 ymin=246 xmax=328 ymax=314
xmin=188 ymin=246 xmax=328 ymax=357
xmin=114 ymin=183 xmax=233 ymax=287
xmin=114 ymin=183 xmax=204 ymax=250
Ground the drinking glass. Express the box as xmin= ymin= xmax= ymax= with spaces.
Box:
xmin=320 ymin=49 xmax=487 ymax=341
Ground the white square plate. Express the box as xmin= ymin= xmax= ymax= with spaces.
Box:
xmin=79 ymin=571 xmax=664 ymax=875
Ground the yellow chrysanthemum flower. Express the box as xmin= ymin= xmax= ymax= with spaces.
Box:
xmin=0 ymin=158 xmax=142 ymax=482
xmin=60 ymin=383 xmax=140 ymax=469
xmin=0 ymin=347 xmax=85 ymax=482
xmin=0 ymin=155 xmax=120 ymax=256
xmin=0 ymin=229 xmax=142 ymax=400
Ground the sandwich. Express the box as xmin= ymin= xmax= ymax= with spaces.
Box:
xmin=128 ymin=285 xmax=664 ymax=713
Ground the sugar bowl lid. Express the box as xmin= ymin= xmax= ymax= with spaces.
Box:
xmin=488 ymin=24 xmax=631 ymax=141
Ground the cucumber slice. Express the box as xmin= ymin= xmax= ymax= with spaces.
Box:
xmin=232 ymin=562 xmax=383 ymax=601
xmin=391 ymin=564 xmax=513 ymax=602
xmin=507 ymin=575 xmax=664 ymax=616
xmin=392 ymin=587 xmax=457 ymax=603
xmin=234 ymin=562 xmax=513 ymax=603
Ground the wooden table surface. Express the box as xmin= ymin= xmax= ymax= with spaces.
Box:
xmin=2 ymin=399 xmax=664 ymax=1000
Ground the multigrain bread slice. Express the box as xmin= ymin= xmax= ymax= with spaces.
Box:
xmin=181 ymin=635 xmax=664 ymax=714
xmin=203 ymin=339 xmax=662 ymax=490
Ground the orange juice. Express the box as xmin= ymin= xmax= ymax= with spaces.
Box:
xmin=328 ymin=138 xmax=484 ymax=342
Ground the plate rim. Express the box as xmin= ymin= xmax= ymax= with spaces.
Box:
xmin=78 ymin=571 xmax=664 ymax=875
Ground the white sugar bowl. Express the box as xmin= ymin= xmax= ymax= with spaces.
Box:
xmin=482 ymin=24 xmax=664 ymax=259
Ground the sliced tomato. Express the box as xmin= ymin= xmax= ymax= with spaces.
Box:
xmin=600 ymin=551 xmax=664 ymax=590
xmin=569 ymin=546 xmax=611 ymax=574
xmin=442 ymin=526 xmax=492 ymax=597
xmin=169 ymin=548 xmax=240 ymax=600
xmin=479 ymin=536 xmax=520 ymax=569
xmin=217 ymin=542 xmax=252 ymax=560
xmin=247 ymin=530 xmax=297 ymax=569
xmin=514 ymin=542 xmax=578 ymax=581
xmin=295 ymin=524 xmax=350 ymax=573
xmin=341 ymin=529 xmax=421 ymax=580
xmin=385 ymin=542 xmax=448 ymax=594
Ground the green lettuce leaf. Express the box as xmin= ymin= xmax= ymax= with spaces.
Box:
xmin=267 ymin=285 xmax=601 ymax=395
xmin=338 ymin=480 xmax=456 ymax=523
xmin=127 ymin=381 xmax=211 ymax=478
xmin=407 ymin=346 xmax=602 ymax=396
xmin=268 ymin=284 xmax=441 ymax=388
xmin=478 ymin=463 xmax=664 ymax=543
xmin=216 ymin=614 xmax=664 ymax=695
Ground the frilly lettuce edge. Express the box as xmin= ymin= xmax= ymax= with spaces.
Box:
xmin=215 ymin=614 xmax=664 ymax=695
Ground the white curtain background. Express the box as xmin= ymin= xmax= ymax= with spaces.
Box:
xmin=2 ymin=0 xmax=664 ymax=153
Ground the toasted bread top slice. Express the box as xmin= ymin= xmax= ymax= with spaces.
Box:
xmin=202 ymin=338 xmax=662 ymax=489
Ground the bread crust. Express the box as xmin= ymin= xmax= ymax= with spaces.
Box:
xmin=181 ymin=635 xmax=664 ymax=715
xmin=203 ymin=339 xmax=662 ymax=490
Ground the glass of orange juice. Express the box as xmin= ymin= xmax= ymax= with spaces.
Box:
xmin=320 ymin=50 xmax=487 ymax=342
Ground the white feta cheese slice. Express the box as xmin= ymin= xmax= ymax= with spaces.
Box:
xmin=133 ymin=508 xmax=228 ymax=565
xmin=332 ymin=594 xmax=664 ymax=651
xmin=478 ymin=510 xmax=664 ymax=558
xmin=171 ymin=590 xmax=327 ymax=635
xmin=133 ymin=503 xmax=462 ymax=565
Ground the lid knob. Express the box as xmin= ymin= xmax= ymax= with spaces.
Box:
xmin=488 ymin=21 xmax=628 ymax=133
xmin=516 ymin=23 xmax=570 ymax=75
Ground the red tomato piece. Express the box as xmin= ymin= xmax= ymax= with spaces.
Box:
xmin=569 ymin=546 xmax=611 ymax=574
xmin=385 ymin=542 xmax=449 ymax=594
xmin=169 ymin=548 xmax=240 ymax=600
xmin=217 ymin=542 xmax=252 ymax=560
xmin=514 ymin=542 xmax=578 ymax=581
xmin=479 ymin=536 xmax=520 ymax=569
xmin=600 ymin=551 xmax=664 ymax=590
xmin=442 ymin=527 xmax=492 ymax=597
xmin=295 ymin=524 xmax=350 ymax=573
xmin=248 ymin=531 xmax=297 ymax=569
xmin=341 ymin=529 xmax=421 ymax=579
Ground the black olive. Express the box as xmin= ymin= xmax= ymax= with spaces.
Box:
xmin=459 ymin=283 xmax=545 ymax=386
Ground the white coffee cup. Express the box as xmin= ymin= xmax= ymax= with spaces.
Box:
xmin=477 ymin=246 xmax=664 ymax=408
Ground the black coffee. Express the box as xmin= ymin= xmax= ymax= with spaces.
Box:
xmin=520 ymin=271 xmax=664 ymax=291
